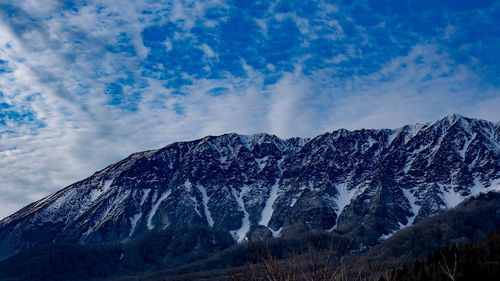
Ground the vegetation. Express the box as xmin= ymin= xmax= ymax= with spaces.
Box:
xmin=389 ymin=230 xmax=500 ymax=281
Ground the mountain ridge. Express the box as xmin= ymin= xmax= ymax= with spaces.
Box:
xmin=1 ymin=114 xmax=499 ymax=261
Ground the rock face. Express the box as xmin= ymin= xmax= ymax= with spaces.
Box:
xmin=1 ymin=114 xmax=499 ymax=261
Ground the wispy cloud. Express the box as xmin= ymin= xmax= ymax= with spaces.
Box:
xmin=0 ymin=0 xmax=499 ymax=219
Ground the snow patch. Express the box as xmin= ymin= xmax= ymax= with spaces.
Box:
xmin=334 ymin=183 xmax=356 ymax=221
xmin=259 ymin=157 xmax=284 ymax=227
xmin=184 ymin=179 xmax=192 ymax=192
xmin=187 ymin=190 xmax=201 ymax=217
xmin=366 ymin=137 xmax=375 ymax=149
xmin=405 ymin=123 xmax=426 ymax=144
xmin=380 ymin=179 xmax=500 ymax=242
xmin=469 ymin=177 xmax=500 ymax=197
xmin=441 ymin=185 xmax=463 ymax=208
xmin=196 ymin=184 xmax=214 ymax=227
xmin=387 ymin=129 xmax=400 ymax=147
xmin=441 ymin=177 xmax=500 ymax=210
xmin=147 ymin=189 xmax=171 ymax=230
xmin=50 ymin=189 xmax=76 ymax=209
xmin=403 ymin=144 xmax=428 ymax=174
xmin=230 ymin=185 xmax=251 ymax=243
xmin=220 ymin=156 xmax=227 ymax=163
xmin=259 ymin=181 xmax=280 ymax=227
xmin=140 ymin=189 xmax=151 ymax=206
xmin=269 ymin=227 xmax=282 ymax=238
xmin=239 ymin=134 xmax=251 ymax=151
xmin=90 ymin=179 xmax=113 ymax=202
xmin=380 ymin=227 xmax=401 ymax=240
xmin=255 ymin=156 xmax=269 ymax=170
xmin=459 ymin=133 xmax=476 ymax=159
xmin=129 ymin=212 xmax=142 ymax=237
xmin=402 ymin=189 xmax=419 ymax=226
xmin=326 ymin=182 xmax=356 ymax=232
xmin=429 ymin=129 xmax=447 ymax=157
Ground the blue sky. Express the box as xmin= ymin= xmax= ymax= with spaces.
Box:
xmin=0 ymin=0 xmax=499 ymax=219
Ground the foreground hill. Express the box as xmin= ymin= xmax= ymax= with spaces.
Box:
xmin=364 ymin=191 xmax=500 ymax=264
xmin=0 ymin=114 xmax=499 ymax=263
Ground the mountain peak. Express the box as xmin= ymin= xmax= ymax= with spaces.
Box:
xmin=1 ymin=116 xmax=499 ymax=262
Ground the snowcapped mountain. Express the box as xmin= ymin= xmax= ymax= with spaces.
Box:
xmin=1 ymin=114 xmax=499 ymax=261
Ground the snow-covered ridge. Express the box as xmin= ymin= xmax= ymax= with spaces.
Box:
xmin=0 ymin=114 xmax=499 ymax=261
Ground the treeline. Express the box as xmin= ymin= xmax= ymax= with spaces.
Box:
xmin=0 ymin=224 xmax=234 ymax=281
xmin=389 ymin=230 xmax=500 ymax=281
xmin=0 ymin=244 xmax=122 ymax=281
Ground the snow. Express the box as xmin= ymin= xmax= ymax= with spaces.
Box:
xmin=89 ymin=179 xmax=113 ymax=202
xmin=380 ymin=228 xmax=400 ymax=240
xmin=366 ymin=137 xmax=375 ymax=149
xmin=187 ymin=183 xmax=201 ymax=217
xmin=259 ymin=157 xmax=284 ymax=227
xmin=115 ymin=189 xmax=131 ymax=205
xmin=387 ymin=129 xmax=401 ymax=147
xmin=186 ymin=180 xmax=201 ymax=217
xmin=151 ymin=190 xmax=158 ymax=204
xmin=220 ymin=156 xmax=227 ymax=163
xmin=441 ymin=184 xmax=464 ymax=208
xmin=333 ymin=182 xmax=356 ymax=222
xmin=81 ymin=193 xmax=116 ymax=239
xmin=458 ymin=133 xmax=476 ymax=159
xmin=490 ymin=180 xmax=500 ymax=192
xmin=255 ymin=156 xmax=269 ymax=170
xmin=402 ymin=188 xmax=419 ymax=226
xmin=230 ymin=185 xmax=251 ymax=243
xmin=326 ymin=182 xmax=356 ymax=232
xmin=259 ymin=181 xmax=280 ymax=227
xmin=440 ymin=177 xmax=500 ymax=210
xmin=147 ymin=189 xmax=171 ymax=230
xmin=140 ymin=189 xmax=151 ymax=206
xmin=238 ymin=134 xmax=252 ymax=151
xmin=277 ymin=157 xmax=284 ymax=174
xmin=403 ymin=144 xmax=428 ymax=174
xmin=269 ymin=227 xmax=282 ymax=238
xmin=404 ymin=123 xmax=426 ymax=144
xmin=184 ymin=179 xmax=192 ymax=192
xmin=50 ymin=189 xmax=76 ymax=209
xmin=129 ymin=212 xmax=142 ymax=237
xmin=429 ymin=128 xmax=447 ymax=157
xmin=379 ymin=188 xmax=421 ymax=240
xmin=469 ymin=177 xmax=500 ymax=197
xmin=196 ymin=184 xmax=214 ymax=227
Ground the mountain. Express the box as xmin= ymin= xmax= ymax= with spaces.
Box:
xmin=1 ymin=114 xmax=499 ymax=261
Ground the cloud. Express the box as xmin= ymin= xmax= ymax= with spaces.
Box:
xmin=0 ymin=0 xmax=499 ymax=219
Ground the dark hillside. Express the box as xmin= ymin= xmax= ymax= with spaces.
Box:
xmin=389 ymin=230 xmax=500 ymax=281
xmin=363 ymin=192 xmax=500 ymax=265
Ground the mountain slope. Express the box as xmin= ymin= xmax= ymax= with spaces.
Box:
xmin=363 ymin=191 xmax=500 ymax=265
xmin=1 ymin=114 xmax=499 ymax=261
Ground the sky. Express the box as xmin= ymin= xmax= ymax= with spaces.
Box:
xmin=0 ymin=0 xmax=499 ymax=219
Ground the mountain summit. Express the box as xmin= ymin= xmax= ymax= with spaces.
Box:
xmin=1 ymin=114 xmax=499 ymax=261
